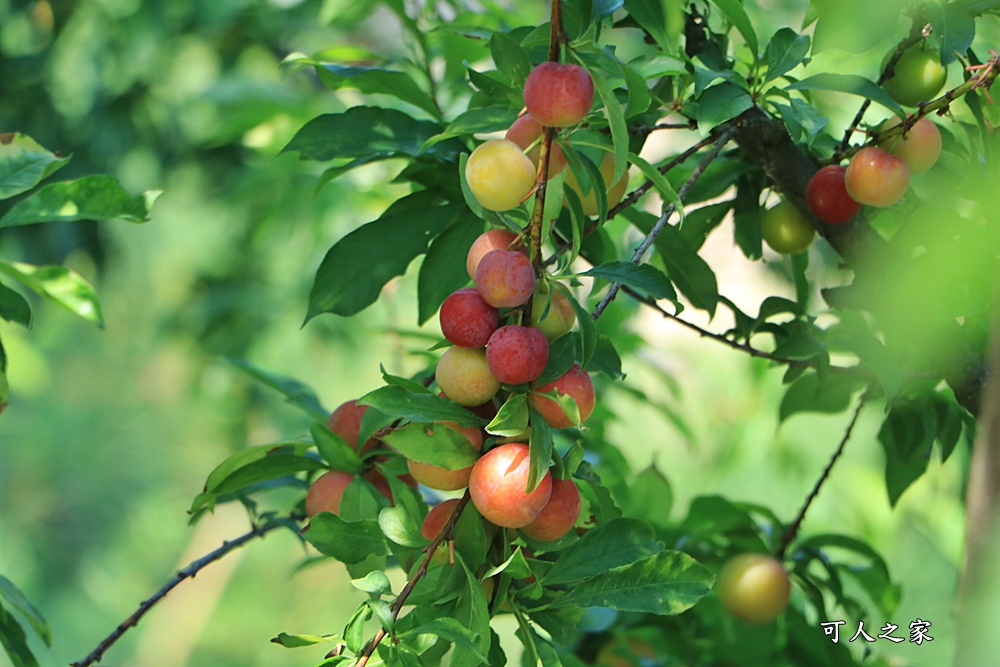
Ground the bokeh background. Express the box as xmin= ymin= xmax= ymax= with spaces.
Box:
xmin=1 ymin=1 xmax=987 ymax=665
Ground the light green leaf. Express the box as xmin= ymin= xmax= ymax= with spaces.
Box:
xmin=786 ymin=74 xmax=904 ymax=116
xmin=351 ymin=571 xmax=393 ymax=595
xmin=270 ymin=632 xmax=340 ymax=649
xmin=486 ymin=394 xmax=529 ymax=437
xmin=0 ymin=175 xmax=158 ymax=228
xmin=310 ymin=423 xmax=365 ymax=474
xmin=544 ymin=517 xmax=663 ymax=585
xmin=0 ymin=133 xmax=70 ymax=199
xmin=359 ymin=385 xmax=485 ymax=427
xmin=709 ymin=0 xmax=758 ymax=56
xmin=581 ymin=261 xmax=677 ymax=301
xmin=0 ymin=261 xmax=103 ymax=327
xmin=381 ymin=422 xmax=480 ymax=470
xmin=0 ymin=576 xmax=50 ymax=646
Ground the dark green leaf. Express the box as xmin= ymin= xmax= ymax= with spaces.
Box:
xmin=544 ymin=517 xmax=662 ymax=585
xmin=417 ymin=221 xmax=483 ymax=325
xmin=304 ymin=513 xmax=390 ymax=564
xmin=628 ymin=153 xmax=682 ymax=212
xmin=581 ymin=261 xmax=677 ymax=301
xmin=310 ymin=423 xmax=365 ymax=474
xmin=528 ymin=408 xmax=554 ymax=492
xmin=775 ymin=99 xmax=829 ymax=145
xmin=533 ymin=334 xmax=578 ymax=387
xmin=0 ymin=576 xmax=49 ymax=646
xmin=0 ymin=175 xmax=158 ymax=228
xmin=654 ymin=223 xmax=719 ymax=315
xmin=878 ymin=399 xmax=936 ymax=505
xmin=381 ymin=422 xmax=480 ymax=470
xmin=590 ymin=66 xmax=630 ymax=188
xmin=0 ymin=604 xmax=40 ymax=667
xmin=615 ymin=60 xmax=652 ymax=118
xmin=359 ymin=385 xmax=486 ymax=427
xmin=680 ymin=201 xmax=733 ymax=251
xmin=283 ymin=107 xmax=448 ymax=162
xmin=401 ymin=618 xmax=489 ymax=663
xmin=0 ymin=262 xmax=103 ymax=327
xmin=764 ymin=28 xmax=810 ymax=83
xmin=623 ymin=0 xmax=678 ymax=52
xmin=228 ymin=359 xmax=328 ymax=421
xmin=568 ymin=295 xmax=598 ymax=369
xmin=453 ymin=503 xmax=488 ymax=568
xmin=547 ymin=550 xmax=712 ymax=613
xmin=779 ymin=373 xmax=863 ymax=422
xmin=423 ymin=106 xmax=519 ymax=150
xmin=315 ymin=64 xmax=440 ymax=118
xmin=201 ymin=442 xmax=313 ymax=495
xmin=306 ymin=193 xmax=464 ymax=320
xmin=490 ymin=31 xmax=532 ymax=84
xmin=787 ymin=74 xmax=904 ymax=116
xmin=697 ymin=83 xmax=753 ymax=134
xmin=0 ymin=282 xmax=31 ymax=328
xmin=0 ymin=133 xmax=70 ymax=199
xmin=211 ymin=454 xmax=326 ymax=496
xmin=588 ymin=335 xmax=624 ymax=379
xmin=927 ymin=4 xmax=975 ymax=65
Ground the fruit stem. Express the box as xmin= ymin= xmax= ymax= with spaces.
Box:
xmin=777 ymin=396 xmax=866 ymax=559
xmin=354 ymin=491 xmax=472 ymax=666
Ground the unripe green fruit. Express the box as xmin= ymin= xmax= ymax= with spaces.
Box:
xmin=760 ymin=201 xmax=815 ymax=255
xmin=717 ymin=553 xmax=791 ymax=624
xmin=882 ymin=45 xmax=947 ymax=107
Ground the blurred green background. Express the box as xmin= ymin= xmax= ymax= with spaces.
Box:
xmin=0 ymin=1 xmax=978 ymax=666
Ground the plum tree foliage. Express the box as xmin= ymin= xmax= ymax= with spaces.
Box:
xmin=2 ymin=0 xmax=1000 ymax=666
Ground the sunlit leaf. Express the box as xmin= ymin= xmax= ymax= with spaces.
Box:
xmin=0 ymin=176 xmax=158 ymax=228
xmin=0 ymin=262 xmax=103 ymax=327
xmin=0 ymin=133 xmax=70 ymax=199
xmin=544 ymin=517 xmax=663 ymax=585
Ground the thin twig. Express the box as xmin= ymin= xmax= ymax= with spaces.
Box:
xmin=354 ymin=492 xmax=472 ymax=666
xmin=591 ymin=128 xmax=736 ymax=320
xmin=71 ymin=515 xmax=299 ymax=667
xmin=777 ymin=397 xmax=867 ymax=559
xmin=838 ymin=22 xmax=926 ymax=151
xmin=618 ymin=285 xmax=866 ymax=376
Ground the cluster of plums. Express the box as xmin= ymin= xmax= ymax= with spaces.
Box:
xmin=762 ymin=43 xmax=947 ymax=256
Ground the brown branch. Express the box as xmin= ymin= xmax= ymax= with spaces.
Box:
xmin=70 ymin=515 xmax=300 ymax=667
xmin=777 ymin=397 xmax=867 ymax=559
xmin=354 ymin=492 xmax=472 ymax=666
xmin=591 ymin=129 xmax=736 ymax=320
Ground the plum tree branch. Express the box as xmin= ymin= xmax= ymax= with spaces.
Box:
xmin=591 ymin=128 xmax=735 ymax=320
xmin=70 ymin=513 xmax=301 ymax=667
xmin=353 ymin=491 xmax=471 ymax=666
xmin=777 ymin=397 xmax=867 ymax=559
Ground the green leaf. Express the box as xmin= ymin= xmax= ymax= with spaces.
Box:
xmin=423 ymin=106 xmax=519 ymax=150
xmin=878 ymin=399 xmax=936 ymax=506
xmin=486 ymin=394 xmax=529 ymax=437
xmin=0 ymin=282 xmax=31 ymax=327
xmin=774 ymin=99 xmax=829 ymax=145
xmin=590 ymin=66 xmax=630 ymax=188
xmin=417 ymin=221 xmax=483 ymax=325
xmin=306 ymin=193 xmax=464 ymax=321
xmin=653 ymin=223 xmax=719 ymax=315
xmin=310 ymin=423 xmax=365 ymax=474
xmin=615 ymin=60 xmax=652 ymax=118
xmin=0 ymin=176 xmax=158 ymax=228
xmin=581 ymin=261 xmax=677 ymax=301
xmin=0 ymin=133 xmax=70 ymax=199
xmin=533 ymin=334 xmax=578 ymax=388
xmin=379 ymin=505 xmax=426 ymax=548
xmin=401 ymin=618 xmax=489 ymax=663
xmin=616 ymin=465 xmax=673 ymax=530
xmin=381 ymin=422 xmax=480 ymax=470
xmin=0 ymin=604 xmax=40 ymax=667
xmin=547 ymin=550 xmax=713 ymax=614
xmin=568 ymin=295 xmax=598 ymax=369
xmin=0 ymin=576 xmax=50 ymax=646
xmin=763 ymin=28 xmax=810 ymax=83
xmin=628 ymin=153 xmax=682 ymax=213
xmin=199 ymin=441 xmax=313 ymax=496
xmin=211 ymin=454 xmax=326 ymax=496
xmin=927 ymin=3 xmax=975 ymax=66
xmin=451 ymin=558 xmax=491 ymax=664
xmin=489 ymin=31 xmax=532 ymax=84
xmin=528 ymin=409 xmax=555 ymax=492
xmin=786 ymin=74 xmax=904 ymax=116
xmin=359 ymin=385 xmax=486 ymax=427
xmin=351 ymin=570 xmax=393 ymax=595
xmin=696 ymin=83 xmax=753 ymax=134
xmin=623 ymin=0 xmax=680 ymax=52
xmin=227 ymin=359 xmax=328 ymax=421
xmin=0 ymin=262 xmax=103 ymax=327
xmin=283 ymin=107 xmax=449 ymax=162
xmin=589 ymin=335 xmax=624 ymax=379
xmin=270 ymin=632 xmax=340 ymax=649
xmin=709 ymin=0 xmax=758 ymax=56
xmin=779 ymin=373 xmax=864 ymax=422
xmin=544 ymin=517 xmax=663 ymax=585
xmin=304 ymin=513 xmax=390 ymax=564
xmin=314 ymin=63 xmax=440 ymax=118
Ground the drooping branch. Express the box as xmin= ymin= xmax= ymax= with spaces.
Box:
xmin=591 ymin=129 xmax=735 ymax=320
xmin=71 ymin=514 xmax=300 ymax=667
xmin=777 ymin=397 xmax=867 ymax=558
xmin=354 ymin=492 xmax=472 ymax=666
